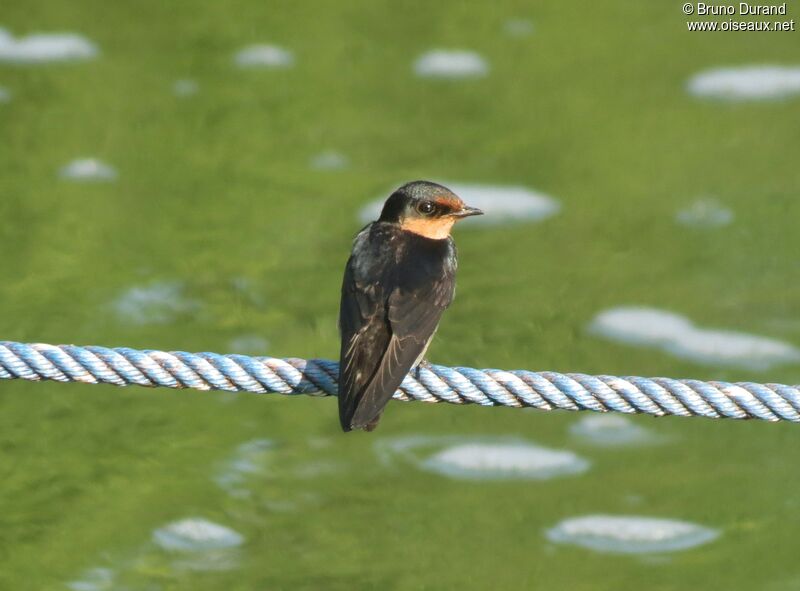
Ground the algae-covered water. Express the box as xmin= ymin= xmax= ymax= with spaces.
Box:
xmin=2 ymin=2 xmax=800 ymax=589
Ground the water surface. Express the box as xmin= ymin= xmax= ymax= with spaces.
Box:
xmin=1 ymin=2 xmax=799 ymax=589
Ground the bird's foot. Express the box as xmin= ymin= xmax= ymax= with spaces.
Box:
xmin=415 ymin=358 xmax=433 ymax=378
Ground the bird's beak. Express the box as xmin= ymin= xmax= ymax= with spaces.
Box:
xmin=452 ymin=205 xmax=484 ymax=218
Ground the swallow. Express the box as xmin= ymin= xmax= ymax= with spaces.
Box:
xmin=338 ymin=180 xmax=483 ymax=432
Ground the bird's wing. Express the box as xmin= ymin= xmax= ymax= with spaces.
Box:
xmin=338 ymin=254 xmax=391 ymax=431
xmin=346 ymin=272 xmax=455 ymax=431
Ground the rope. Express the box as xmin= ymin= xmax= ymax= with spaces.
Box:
xmin=1 ymin=340 xmax=799 ymax=422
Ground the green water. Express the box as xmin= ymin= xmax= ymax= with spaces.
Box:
xmin=2 ymin=2 xmax=800 ymax=589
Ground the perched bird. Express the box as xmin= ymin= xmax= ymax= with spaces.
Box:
xmin=338 ymin=181 xmax=483 ymax=432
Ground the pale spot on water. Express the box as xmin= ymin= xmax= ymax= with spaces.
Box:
xmin=227 ymin=334 xmax=269 ymax=355
xmin=309 ymin=150 xmax=349 ymax=170
xmin=59 ymin=158 xmax=117 ymax=182
xmin=214 ymin=438 xmax=274 ymax=497
xmin=112 ymin=280 xmax=201 ymax=325
xmin=376 ymin=435 xmax=589 ymax=480
xmin=424 ymin=442 xmax=588 ymax=480
xmin=292 ymin=460 xmax=346 ymax=478
xmin=0 ymin=86 xmax=10 ymax=103
xmin=231 ymin=275 xmax=266 ymax=307
xmin=234 ymin=44 xmax=294 ymax=68
xmin=588 ymin=306 xmax=800 ymax=370
xmin=675 ymin=198 xmax=733 ymax=228
xmin=66 ymin=567 xmax=116 ymax=591
xmin=414 ymin=50 xmax=489 ymax=79
xmin=307 ymin=436 xmax=333 ymax=449
xmin=688 ymin=65 xmax=800 ymax=101
xmin=503 ymin=18 xmax=534 ymax=37
xmin=153 ymin=518 xmax=244 ymax=552
xmin=0 ymin=27 xmax=98 ymax=64
xmin=264 ymin=491 xmax=322 ymax=514
xmin=172 ymin=78 xmax=198 ymax=97
xmin=569 ymin=414 xmax=659 ymax=447
xmin=547 ymin=514 xmax=719 ymax=554
xmin=152 ymin=518 xmax=244 ymax=572
xmin=359 ymin=182 xmax=561 ymax=227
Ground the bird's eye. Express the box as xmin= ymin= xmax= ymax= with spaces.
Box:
xmin=416 ymin=201 xmax=436 ymax=216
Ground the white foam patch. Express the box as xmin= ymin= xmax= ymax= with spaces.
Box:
xmin=376 ymin=436 xmax=588 ymax=480
xmin=153 ymin=518 xmax=244 ymax=552
xmin=0 ymin=86 xmax=10 ymax=103
xmin=310 ymin=150 xmax=349 ymax=170
xmin=359 ymin=182 xmax=560 ymax=226
xmin=0 ymin=27 xmax=98 ymax=64
xmin=589 ymin=307 xmax=800 ymax=370
xmin=414 ymin=50 xmax=489 ymax=78
xmin=504 ymin=19 xmax=534 ymax=37
xmin=547 ymin=515 xmax=719 ymax=554
xmin=112 ymin=280 xmax=201 ymax=325
xmin=569 ymin=415 xmax=657 ymax=447
xmin=153 ymin=518 xmax=244 ymax=572
xmin=173 ymin=78 xmax=198 ymax=97
xmin=234 ymin=44 xmax=294 ymax=68
xmin=227 ymin=334 xmax=269 ymax=355
xmin=688 ymin=66 xmax=800 ymax=101
xmin=59 ymin=158 xmax=117 ymax=181
xmin=424 ymin=442 xmax=588 ymax=480
xmin=675 ymin=198 xmax=733 ymax=228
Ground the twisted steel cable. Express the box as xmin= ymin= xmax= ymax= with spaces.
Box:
xmin=1 ymin=340 xmax=800 ymax=422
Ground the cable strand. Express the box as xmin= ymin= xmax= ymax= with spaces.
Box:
xmin=1 ymin=341 xmax=799 ymax=423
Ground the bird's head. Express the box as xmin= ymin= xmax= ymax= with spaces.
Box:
xmin=378 ymin=180 xmax=483 ymax=240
